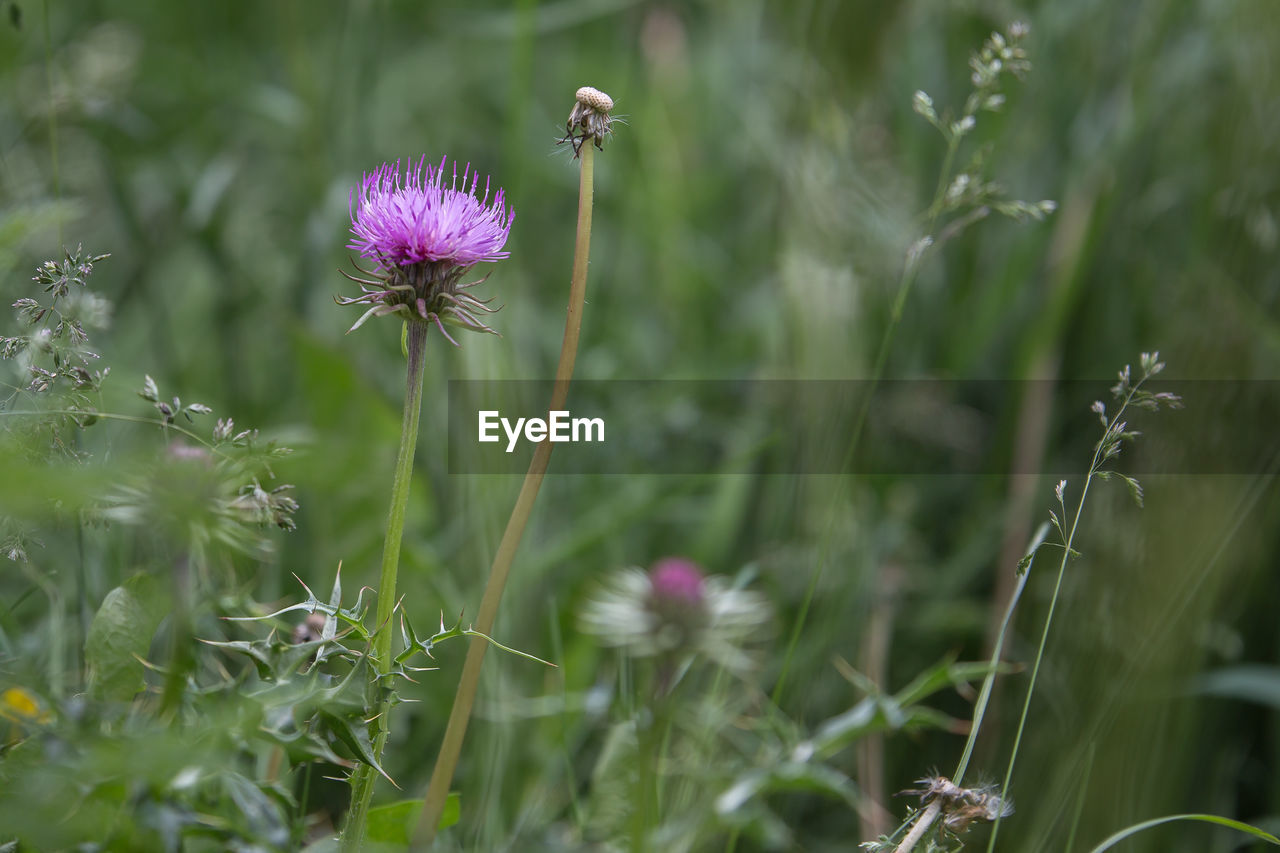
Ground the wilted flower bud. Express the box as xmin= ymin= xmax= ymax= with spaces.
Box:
xmin=560 ymin=85 xmax=616 ymax=156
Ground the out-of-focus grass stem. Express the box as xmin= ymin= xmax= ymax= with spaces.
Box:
xmin=773 ymin=133 xmax=959 ymax=706
xmin=986 ymin=376 xmax=1147 ymax=852
xmin=43 ymin=0 xmax=61 ymax=245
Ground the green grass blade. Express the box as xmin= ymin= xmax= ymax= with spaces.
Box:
xmin=1086 ymin=814 xmax=1280 ymax=852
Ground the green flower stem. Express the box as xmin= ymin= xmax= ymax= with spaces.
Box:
xmin=631 ymin=694 xmax=673 ymax=853
xmin=342 ymin=317 xmax=430 ymax=851
xmin=415 ymin=143 xmax=597 ymax=847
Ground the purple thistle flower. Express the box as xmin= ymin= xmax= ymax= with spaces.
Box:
xmin=338 ymin=156 xmax=513 ymax=343
xmin=349 ymin=156 xmax=512 ymax=267
xmin=580 ymin=558 xmax=770 ymax=674
xmin=648 ymin=558 xmax=706 ymax=607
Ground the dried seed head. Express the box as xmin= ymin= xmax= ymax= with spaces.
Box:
xmin=898 ymin=775 xmax=1013 ymax=835
xmin=575 ymin=86 xmax=614 ymax=112
xmin=560 ymin=85 xmax=616 ymax=157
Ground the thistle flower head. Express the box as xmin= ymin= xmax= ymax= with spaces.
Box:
xmin=580 ymin=558 xmax=770 ymax=673
xmin=349 ymin=156 xmax=512 ymax=268
xmin=338 ymin=156 xmax=513 ymax=343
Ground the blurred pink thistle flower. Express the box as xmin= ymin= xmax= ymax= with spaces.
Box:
xmin=648 ymin=557 xmax=706 ymax=606
xmin=581 ymin=558 xmax=769 ymax=673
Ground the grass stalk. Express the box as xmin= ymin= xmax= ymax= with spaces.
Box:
xmin=43 ymin=0 xmax=61 ymax=245
xmin=414 ymin=142 xmax=597 ymax=846
xmin=952 ymin=522 xmax=1049 ymax=786
xmin=985 ymin=376 xmax=1148 ymax=852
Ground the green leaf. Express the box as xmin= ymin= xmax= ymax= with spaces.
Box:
xmin=717 ymin=763 xmax=859 ymax=817
xmin=460 ymin=628 xmax=556 ymax=668
xmin=84 ymin=574 xmax=165 ymax=701
xmin=1193 ymin=666 xmax=1280 ymax=710
xmin=320 ymin=709 xmax=396 ymax=787
xmin=367 ymin=799 xmax=417 ymax=845
xmin=367 ymin=794 xmax=461 ymax=846
xmin=199 ymin=639 xmax=278 ymax=680
xmin=437 ymin=791 xmax=461 ymax=831
xmin=953 ymin=521 xmax=1049 ymax=784
xmin=802 ymin=657 xmax=1009 ymax=759
xmin=394 ymin=613 xmax=553 ymax=669
xmin=224 ymin=576 xmax=373 ymax=642
xmin=893 ymin=658 xmax=1006 ymax=708
xmin=1087 ymin=814 xmax=1280 ymax=852
xmin=221 ymin=771 xmax=290 ymax=848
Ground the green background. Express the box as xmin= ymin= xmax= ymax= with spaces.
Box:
xmin=2 ymin=1 xmax=1279 ymax=850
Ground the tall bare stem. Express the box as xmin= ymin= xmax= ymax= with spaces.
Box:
xmin=415 ymin=141 xmax=598 ymax=846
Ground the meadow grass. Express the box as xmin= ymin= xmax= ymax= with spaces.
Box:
xmin=2 ymin=2 xmax=1279 ymax=851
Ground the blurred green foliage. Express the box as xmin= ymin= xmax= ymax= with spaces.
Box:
xmin=2 ymin=0 xmax=1279 ymax=850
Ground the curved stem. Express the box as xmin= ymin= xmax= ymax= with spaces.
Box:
xmin=0 ymin=410 xmax=227 ymax=456
xmin=414 ymin=143 xmax=596 ymax=846
xmin=342 ymin=319 xmax=430 ymax=850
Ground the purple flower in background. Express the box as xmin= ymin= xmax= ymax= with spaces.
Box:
xmin=648 ymin=558 xmax=706 ymax=607
xmin=338 ymin=156 xmax=513 ymax=343
xmin=580 ymin=558 xmax=770 ymax=674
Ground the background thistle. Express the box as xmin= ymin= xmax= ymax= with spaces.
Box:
xmin=580 ymin=558 xmax=770 ymax=678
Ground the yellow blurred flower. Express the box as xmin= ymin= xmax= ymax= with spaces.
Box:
xmin=1 ymin=686 xmax=51 ymax=744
